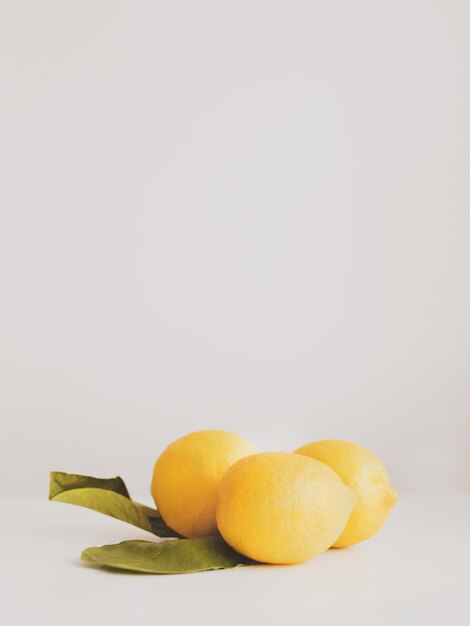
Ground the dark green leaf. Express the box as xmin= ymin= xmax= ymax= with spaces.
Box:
xmin=81 ymin=537 xmax=253 ymax=574
xmin=49 ymin=471 xmax=179 ymax=538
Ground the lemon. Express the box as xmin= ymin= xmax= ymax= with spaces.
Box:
xmin=295 ymin=440 xmax=398 ymax=547
xmin=216 ymin=452 xmax=356 ymax=564
xmin=151 ymin=430 xmax=257 ymax=538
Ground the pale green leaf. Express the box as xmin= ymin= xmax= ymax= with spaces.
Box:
xmin=82 ymin=537 xmax=253 ymax=574
xmin=49 ymin=471 xmax=178 ymax=538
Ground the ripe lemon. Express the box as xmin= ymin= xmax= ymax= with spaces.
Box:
xmin=295 ymin=440 xmax=397 ymax=547
xmin=216 ymin=452 xmax=356 ymax=564
xmin=151 ymin=430 xmax=257 ymax=538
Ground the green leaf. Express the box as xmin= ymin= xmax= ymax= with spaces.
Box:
xmin=49 ymin=471 xmax=130 ymax=499
xmin=49 ymin=471 xmax=179 ymax=538
xmin=81 ymin=537 xmax=253 ymax=574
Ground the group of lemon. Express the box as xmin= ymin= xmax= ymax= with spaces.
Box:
xmin=151 ymin=430 xmax=397 ymax=565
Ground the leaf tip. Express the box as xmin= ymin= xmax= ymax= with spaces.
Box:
xmin=81 ymin=548 xmax=97 ymax=564
xmin=48 ymin=471 xmax=57 ymax=500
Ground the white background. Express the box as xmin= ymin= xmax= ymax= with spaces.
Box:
xmin=1 ymin=0 xmax=470 ymax=499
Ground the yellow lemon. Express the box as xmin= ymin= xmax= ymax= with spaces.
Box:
xmin=295 ymin=440 xmax=398 ymax=547
xmin=216 ymin=452 xmax=356 ymax=564
xmin=151 ymin=430 xmax=257 ymax=538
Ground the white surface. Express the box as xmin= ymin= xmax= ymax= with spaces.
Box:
xmin=1 ymin=494 xmax=469 ymax=625
xmin=1 ymin=0 xmax=470 ymax=498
